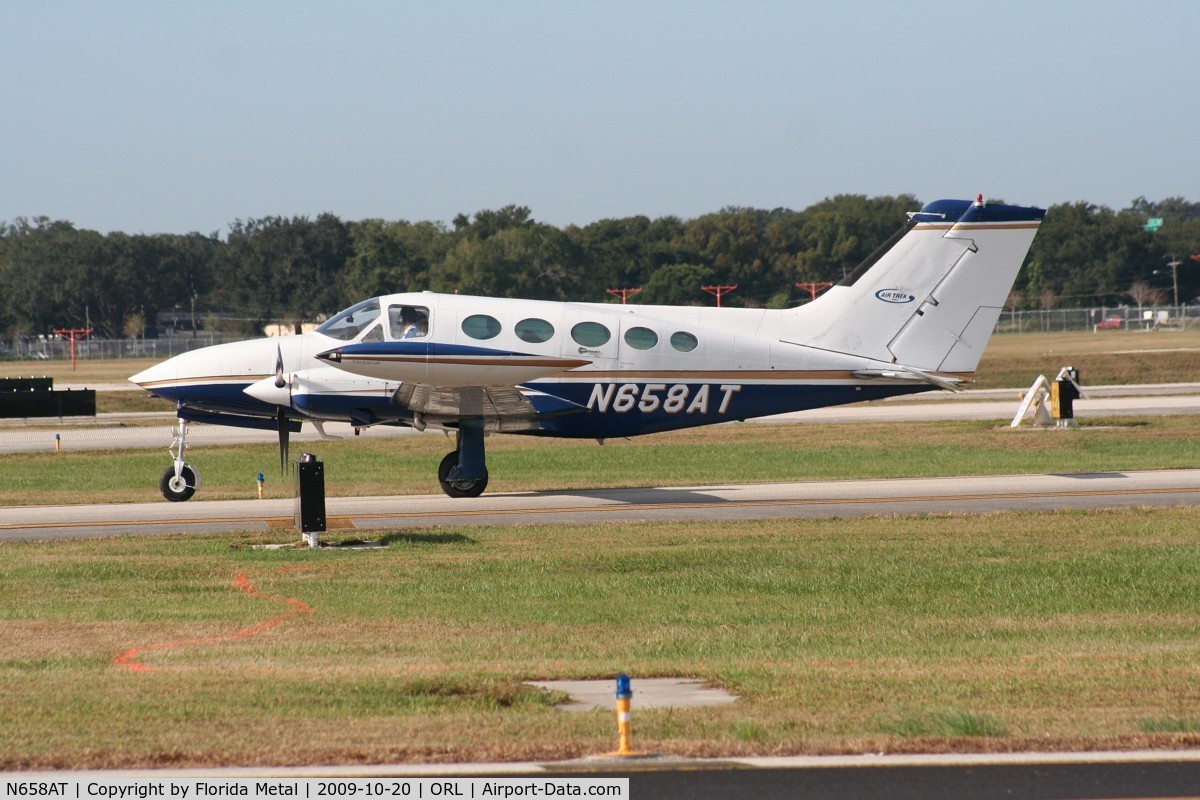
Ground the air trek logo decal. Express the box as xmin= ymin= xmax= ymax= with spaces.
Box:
xmin=875 ymin=289 xmax=917 ymax=304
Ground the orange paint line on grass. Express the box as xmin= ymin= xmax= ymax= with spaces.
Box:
xmin=113 ymin=570 xmax=313 ymax=673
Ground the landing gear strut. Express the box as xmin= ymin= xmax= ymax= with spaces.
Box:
xmin=437 ymin=419 xmax=488 ymax=498
xmin=160 ymin=418 xmax=200 ymax=502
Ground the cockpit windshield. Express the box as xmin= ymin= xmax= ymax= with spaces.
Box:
xmin=315 ymin=298 xmax=381 ymax=341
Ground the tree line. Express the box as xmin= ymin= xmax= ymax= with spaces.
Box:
xmin=1 ymin=194 xmax=1197 ymax=340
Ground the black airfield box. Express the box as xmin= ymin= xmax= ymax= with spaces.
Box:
xmin=0 ymin=377 xmax=96 ymax=418
xmin=1051 ymin=367 xmax=1081 ymax=422
xmin=294 ymin=454 xmax=326 ymax=533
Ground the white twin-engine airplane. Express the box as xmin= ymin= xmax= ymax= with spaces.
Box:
xmin=131 ymin=196 xmax=1044 ymax=501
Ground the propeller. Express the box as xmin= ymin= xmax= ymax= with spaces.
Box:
xmin=274 ymin=343 xmax=286 ymax=388
xmin=274 ymin=343 xmax=290 ymax=474
xmin=277 ymin=407 xmax=290 ymax=475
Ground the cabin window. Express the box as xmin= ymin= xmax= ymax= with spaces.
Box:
xmin=670 ymin=331 xmax=699 ymax=352
xmin=316 ymin=298 xmax=381 ymax=341
xmin=361 ymin=323 xmax=384 ymax=342
xmin=571 ymin=321 xmax=611 ymax=348
xmin=623 ymin=326 xmax=658 ymax=351
xmin=388 ymin=305 xmax=430 ymax=339
xmin=516 ymin=318 xmax=555 ymax=344
xmin=462 ymin=314 xmax=502 ymax=340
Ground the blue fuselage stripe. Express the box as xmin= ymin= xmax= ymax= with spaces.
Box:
xmin=151 ymin=378 xmax=932 ymax=437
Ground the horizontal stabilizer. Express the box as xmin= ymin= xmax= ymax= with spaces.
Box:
xmin=852 ymin=366 xmax=966 ymax=392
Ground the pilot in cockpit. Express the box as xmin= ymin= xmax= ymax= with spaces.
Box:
xmin=397 ymin=307 xmax=428 ymax=339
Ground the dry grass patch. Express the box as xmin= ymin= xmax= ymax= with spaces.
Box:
xmin=976 ymin=330 xmax=1200 ymax=387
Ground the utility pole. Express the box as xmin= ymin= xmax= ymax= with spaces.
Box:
xmin=1165 ymin=254 xmax=1182 ymax=308
xmin=53 ymin=328 xmax=93 ymax=371
xmin=794 ymin=281 xmax=832 ymax=302
xmin=701 ymin=284 xmax=737 ymax=307
xmin=606 ymin=288 xmax=642 ymax=304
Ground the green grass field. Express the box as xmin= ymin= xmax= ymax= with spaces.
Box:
xmin=2 ymin=509 xmax=1199 ymax=768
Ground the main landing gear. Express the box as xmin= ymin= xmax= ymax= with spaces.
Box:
xmin=437 ymin=419 xmax=489 ymax=498
xmin=160 ymin=418 xmax=200 ymax=502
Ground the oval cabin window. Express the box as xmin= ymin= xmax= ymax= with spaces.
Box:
xmin=571 ymin=321 xmax=611 ymax=348
xmin=623 ymin=326 xmax=658 ymax=350
xmin=515 ymin=318 xmax=555 ymax=344
xmin=670 ymin=331 xmax=699 ymax=352
xmin=462 ymin=314 xmax=502 ymax=340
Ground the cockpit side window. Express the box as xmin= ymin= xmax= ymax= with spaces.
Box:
xmin=315 ymin=299 xmax=381 ymax=341
xmin=388 ymin=305 xmax=430 ymax=340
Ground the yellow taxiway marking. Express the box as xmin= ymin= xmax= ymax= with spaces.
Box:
xmin=3 ymin=485 xmax=1200 ymax=532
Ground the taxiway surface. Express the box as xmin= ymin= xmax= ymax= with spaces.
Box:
xmin=3 ymin=469 xmax=1198 ymax=542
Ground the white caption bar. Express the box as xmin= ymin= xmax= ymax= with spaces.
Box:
xmin=2 ymin=779 xmax=629 ymax=800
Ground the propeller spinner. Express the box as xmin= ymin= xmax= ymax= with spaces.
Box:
xmin=242 ymin=343 xmax=296 ymax=474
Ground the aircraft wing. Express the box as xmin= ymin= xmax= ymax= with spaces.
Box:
xmin=392 ymin=382 xmax=588 ymax=432
xmin=316 ymin=341 xmax=590 ymax=387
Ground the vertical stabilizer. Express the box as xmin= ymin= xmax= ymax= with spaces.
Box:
xmin=781 ymin=197 xmax=1044 ymax=373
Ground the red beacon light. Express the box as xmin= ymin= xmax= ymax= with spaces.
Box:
xmin=975 ymin=194 xmax=985 ymax=207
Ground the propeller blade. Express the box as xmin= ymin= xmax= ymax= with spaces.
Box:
xmin=277 ymin=408 xmax=290 ymax=475
xmin=274 ymin=343 xmax=286 ymax=389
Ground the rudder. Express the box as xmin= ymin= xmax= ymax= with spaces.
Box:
xmin=782 ymin=197 xmax=1045 ymax=373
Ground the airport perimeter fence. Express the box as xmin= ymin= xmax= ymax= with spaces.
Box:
xmin=996 ymin=305 xmax=1200 ymax=333
xmin=0 ymin=332 xmax=241 ymax=362
xmin=1 ymin=306 xmax=1197 ymax=363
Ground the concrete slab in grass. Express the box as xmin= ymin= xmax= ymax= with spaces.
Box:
xmin=527 ymin=678 xmax=738 ymax=712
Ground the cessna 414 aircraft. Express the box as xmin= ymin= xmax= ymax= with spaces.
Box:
xmin=131 ymin=196 xmax=1044 ymax=501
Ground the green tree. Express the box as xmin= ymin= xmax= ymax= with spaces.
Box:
xmin=435 ymin=221 xmax=583 ymax=300
xmin=345 ymin=219 xmax=449 ymax=298
xmin=640 ymin=262 xmax=714 ymax=306
xmin=789 ymin=194 xmax=920 ymax=286
xmin=219 ymin=213 xmax=351 ymax=332
xmin=1020 ymin=202 xmax=1157 ymax=306
xmin=677 ymin=208 xmax=779 ymax=306
xmin=569 ymin=215 xmax=687 ymax=300
xmin=432 ymin=207 xmax=584 ymax=300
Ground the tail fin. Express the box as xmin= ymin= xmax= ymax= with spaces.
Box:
xmin=782 ymin=197 xmax=1044 ymax=373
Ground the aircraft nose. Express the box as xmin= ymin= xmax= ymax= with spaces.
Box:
xmin=129 ymin=357 xmax=180 ymax=390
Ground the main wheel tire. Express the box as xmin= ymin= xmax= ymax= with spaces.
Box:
xmin=160 ymin=465 xmax=198 ymax=502
xmin=437 ymin=451 xmax=488 ymax=498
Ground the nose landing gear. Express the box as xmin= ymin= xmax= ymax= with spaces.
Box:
xmin=159 ymin=418 xmax=200 ymax=502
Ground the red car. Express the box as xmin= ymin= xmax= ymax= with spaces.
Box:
xmin=1095 ymin=315 xmax=1124 ymax=329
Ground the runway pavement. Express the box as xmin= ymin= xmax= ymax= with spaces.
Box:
xmin=3 ymin=468 xmax=1199 ymax=541
xmin=9 ymin=750 xmax=1200 ymax=799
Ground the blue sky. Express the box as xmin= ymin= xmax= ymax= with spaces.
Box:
xmin=2 ymin=1 xmax=1197 ymax=234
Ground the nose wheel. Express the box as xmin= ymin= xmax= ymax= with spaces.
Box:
xmin=160 ymin=464 xmax=198 ymax=502
xmin=160 ymin=418 xmax=201 ymax=502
